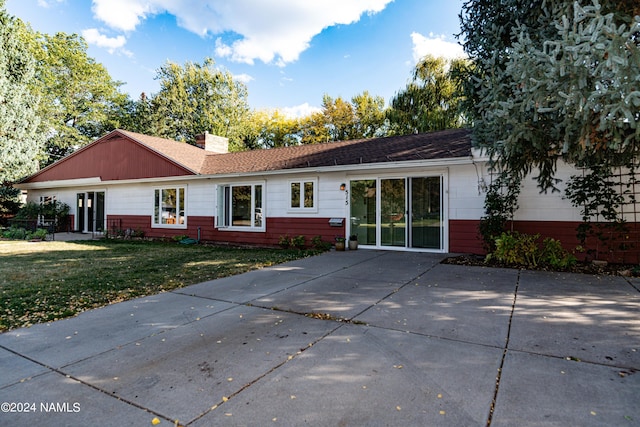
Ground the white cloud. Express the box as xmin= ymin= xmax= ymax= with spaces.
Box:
xmin=82 ymin=28 xmax=132 ymax=56
xmin=91 ymin=0 xmax=160 ymax=33
xmin=410 ymin=32 xmax=466 ymax=63
xmin=37 ymin=0 xmax=65 ymax=8
xmin=91 ymin=0 xmax=393 ymax=65
xmin=233 ymin=73 xmax=254 ymax=84
xmin=281 ymin=103 xmax=321 ymax=118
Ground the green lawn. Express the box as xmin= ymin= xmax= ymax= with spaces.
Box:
xmin=0 ymin=239 xmax=320 ymax=332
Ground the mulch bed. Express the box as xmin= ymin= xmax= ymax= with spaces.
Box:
xmin=441 ymin=254 xmax=640 ymax=277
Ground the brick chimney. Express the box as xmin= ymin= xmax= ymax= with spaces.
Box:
xmin=195 ymin=132 xmax=229 ymax=154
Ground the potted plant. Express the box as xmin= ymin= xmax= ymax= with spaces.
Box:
xmin=335 ymin=236 xmax=346 ymax=251
xmin=348 ymin=234 xmax=358 ymax=250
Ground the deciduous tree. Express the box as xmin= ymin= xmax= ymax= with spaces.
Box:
xmin=386 ymin=55 xmax=469 ymax=135
xmin=151 ymin=58 xmax=250 ymax=151
xmin=28 ymin=32 xmax=126 ymax=165
xmin=244 ymin=109 xmax=301 ymax=149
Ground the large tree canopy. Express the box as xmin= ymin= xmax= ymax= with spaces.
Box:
xmin=460 ymin=0 xmax=640 ymax=190
xmin=0 ymin=1 xmax=43 ymax=184
xmin=151 ymin=58 xmax=250 ymax=151
xmin=386 ymin=55 xmax=470 ymax=135
xmin=26 ymin=32 xmax=126 ymax=166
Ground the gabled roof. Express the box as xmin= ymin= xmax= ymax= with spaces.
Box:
xmin=117 ymin=130 xmax=209 ymax=173
xmin=20 ymin=128 xmax=472 ymax=184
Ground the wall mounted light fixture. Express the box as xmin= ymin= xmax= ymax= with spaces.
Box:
xmin=340 ymin=183 xmax=346 ymax=191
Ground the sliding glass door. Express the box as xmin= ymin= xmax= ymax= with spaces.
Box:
xmin=350 ymin=180 xmax=377 ymax=245
xmin=409 ymin=177 xmax=442 ymax=249
xmin=349 ymin=176 xmax=444 ymax=251
xmin=381 ymin=178 xmax=406 ymax=247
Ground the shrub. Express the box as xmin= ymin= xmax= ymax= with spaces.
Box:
xmin=290 ymin=235 xmax=306 ymax=249
xmin=3 ymin=226 xmax=28 ymax=240
xmin=488 ymin=232 xmax=576 ymax=270
xmin=278 ymin=235 xmax=307 ymax=250
xmin=490 ymin=232 xmax=540 ymax=267
xmin=14 ymin=201 xmax=70 ymax=232
xmin=2 ymin=226 xmax=49 ymax=241
xmin=131 ymin=228 xmax=145 ymax=238
xmin=28 ymin=229 xmax=48 ymax=241
xmin=278 ymin=234 xmax=291 ymax=249
xmin=311 ymin=235 xmax=332 ymax=251
xmin=540 ymin=237 xmax=577 ymax=269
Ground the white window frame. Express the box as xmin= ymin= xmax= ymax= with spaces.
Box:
xmin=288 ymin=178 xmax=318 ymax=213
xmin=216 ymin=182 xmax=265 ymax=232
xmin=152 ymin=186 xmax=187 ymax=229
xmin=38 ymin=195 xmax=57 ymax=226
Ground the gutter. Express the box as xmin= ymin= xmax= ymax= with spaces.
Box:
xmin=15 ymin=156 xmax=487 ymax=190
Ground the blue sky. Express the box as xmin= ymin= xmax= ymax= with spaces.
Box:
xmin=7 ymin=0 xmax=465 ymax=116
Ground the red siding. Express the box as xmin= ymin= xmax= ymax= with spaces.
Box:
xmin=450 ymin=219 xmax=640 ymax=264
xmin=26 ymin=135 xmax=193 ymax=183
xmin=449 ymin=219 xmax=484 ymax=254
xmin=105 ymin=214 xmax=640 ymax=263
xmin=106 ymin=215 xmax=345 ymax=248
xmin=509 ymin=220 xmax=640 ymax=264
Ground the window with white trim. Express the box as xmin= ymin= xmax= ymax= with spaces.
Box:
xmin=153 ymin=187 xmax=186 ymax=227
xmin=217 ymin=183 xmax=264 ymax=230
xmin=289 ymin=179 xmax=317 ymax=211
xmin=38 ymin=195 xmax=57 ymax=225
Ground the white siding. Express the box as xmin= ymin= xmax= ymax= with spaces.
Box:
xmin=22 ymin=159 xmax=598 ymax=229
xmin=109 ymin=185 xmax=150 ymax=216
xmin=208 ymin=171 xmax=349 ymax=219
xmin=514 ymin=162 xmax=582 ymax=222
xmin=448 ymin=164 xmax=486 ymax=220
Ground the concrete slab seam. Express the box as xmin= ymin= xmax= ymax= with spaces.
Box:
xmin=0 ymin=344 xmax=54 ymax=390
xmin=0 ymin=343 xmax=174 ymax=424
xmin=350 ymin=260 xmax=441 ymax=322
xmin=486 ymin=269 xmax=521 ymax=427
xmin=624 ymin=276 xmax=640 ymax=293
xmin=185 ymin=322 xmax=347 ymax=426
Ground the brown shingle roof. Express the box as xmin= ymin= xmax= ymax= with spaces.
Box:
xmin=118 ymin=129 xmax=209 ymax=173
xmin=119 ymin=128 xmax=471 ymax=176
xmin=199 ymin=128 xmax=471 ymax=175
